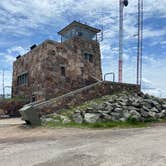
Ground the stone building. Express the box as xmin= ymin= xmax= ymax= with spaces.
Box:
xmin=12 ymin=21 xmax=102 ymax=102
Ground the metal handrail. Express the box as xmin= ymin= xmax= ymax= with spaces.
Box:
xmin=104 ymin=72 xmax=115 ymax=82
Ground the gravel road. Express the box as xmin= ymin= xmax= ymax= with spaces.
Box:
xmin=0 ymin=119 xmax=166 ymax=166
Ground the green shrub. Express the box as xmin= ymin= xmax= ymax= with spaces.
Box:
xmin=127 ymin=117 xmax=139 ymax=125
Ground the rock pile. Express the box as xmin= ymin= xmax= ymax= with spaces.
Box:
xmin=72 ymin=93 xmax=166 ymax=123
xmin=42 ymin=93 xmax=166 ymax=124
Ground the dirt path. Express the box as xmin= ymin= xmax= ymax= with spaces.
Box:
xmin=0 ymin=119 xmax=166 ymax=166
xmin=0 ymin=118 xmax=24 ymax=126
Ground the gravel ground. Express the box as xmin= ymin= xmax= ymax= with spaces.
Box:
xmin=0 ymin=118 xmax=166 ymax=166
xmin=0 ymin=118 xmax=24 ymax=127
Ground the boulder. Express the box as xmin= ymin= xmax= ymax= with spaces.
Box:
xmin=75 ymin=109 xmax=81 ymax=113
xmin=44 ymin=118 xmax=53 ymax=122
xmin=129 ymin=110 xmax=141 ymax=120
xmin=143 ymin=99 xmax=154 ymax=106
xmin=128 ymin=106 xmax=137 ymax=111
xmin=93 ymin=104 xmax=103 ymax=110
xmin=110 ymin=112 xmax=122 ymax=120
xmin=73 ymin=113 xmax=83 ymax=124
xmin=151 ymin=100 xmax=160 ymax=107
xmin=98 ymin=110 xmax=110 ymax=115
xmin=142 ymin=105 xmax=150 ymax=112
xmin=162 ymin=104 xmax=166 ymax=109
xmin=112 ymin=103 xmax=121 ymax=108
xmin=140 ymin=109 xmax=149 ymax=118
xmin=161 ymin=110 xmax=166 ymax=116
xmin=62 ymin=118 xmax=71 ymax=124
xmin=123 ymin=110 xmax=131 ymax=119
xmin=118 ymin=101 xmax=127 ymax=106
xmin=104 ymin=104 xmax=114 ymax=112
xmin=85 ymin=107 xmax=94 ymax=113
xmin=158 ymin=110 xmax=166 ymax=118
xmin=102 ymin=113 xmax=112 ymax=121
xmin=84 ymin=113 xmax=100 ymax=123
xmin=132 ymin=102 xmax=141 ymax=108
xmin=114 ymin=107 xmax=123 ymax=113
xmin=60 ymin=115 xmax=71 ymax=124
xmin=148 ymin=111 xmax=157 ymax=119
xmin=119 ymin=117 xmax=126 ymax=122
xmin=43 ymin=117 xmax=60 ymax=124
xmin=151 ymin=107 xmax=159 ymax=113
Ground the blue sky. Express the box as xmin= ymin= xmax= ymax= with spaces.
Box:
xmin=0 ymin=0 xmax=166 ymax=97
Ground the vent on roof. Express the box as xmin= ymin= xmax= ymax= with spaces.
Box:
xmin=16 ymin=55 xmax=21 ymax=59
xmin=30 ymin=44 xmax=37 ymax=50
xmin=123 ymin=0 xmax=128 ymax=7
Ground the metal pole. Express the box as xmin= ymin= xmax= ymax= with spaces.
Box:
xmin=104 ymin=72 xmax=115 ymax=82
xmin=119 ymin=0 xmax=123 ymax=83
xmin=2 ymin=70 xmax=5 ymax=99
xmin=137 ymin=0 xmax=141 ymax=85
xmin=118 ymin=0 xmax=128 ymax=83
xmin=140 ymin=0 xmax=143 ymax=87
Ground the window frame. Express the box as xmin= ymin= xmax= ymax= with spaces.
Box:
xmin=17 ymin=72 xmax=28 ymax=86
xmin=60 ymin=66 xmax=66 ymax=77
xmin=84 ymin=52 xmax=93 ymax=63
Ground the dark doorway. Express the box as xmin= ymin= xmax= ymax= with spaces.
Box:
xmin=61 ymin=66 xmax=66 ymax=77
xmin=32 ymin=95 xmax=36 ymax=102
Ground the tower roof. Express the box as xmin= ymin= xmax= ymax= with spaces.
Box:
xmin=58 ymin=21 xmax=101 ymax=35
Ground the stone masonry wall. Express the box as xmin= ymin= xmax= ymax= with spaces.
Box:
xmin=12 ymin=43 xmax=47 ymax=101
xmin=23 ymin=81 xmax=140 ymax=117
xmin=12 ymin=37 xmax=102 ymax=101
xmin=44 ymin=37 xmax=102 ymax=99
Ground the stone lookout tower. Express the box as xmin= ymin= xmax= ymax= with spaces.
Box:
xmin=12 ymin=21 xmax=102 ymax=102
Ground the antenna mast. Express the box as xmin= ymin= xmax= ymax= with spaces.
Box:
xmin=137 ymin=0 xmax=143 ymax=86
xmin=140 ymin=0 xmax=143 ymax=87
xmin=119 ymin=0 xmax=128 ymax=83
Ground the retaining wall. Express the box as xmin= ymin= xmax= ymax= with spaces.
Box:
xmin=21 ymin=81 xmax=140 ymax=116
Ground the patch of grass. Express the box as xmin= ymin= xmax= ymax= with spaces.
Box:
xmin=43 ymin=120 xmax=148 ymax=129
xmin=43 ymin=116 xmax=166 ymax=129
xmin=143 ymin=118 xmax=158 ymax=123
xmin=148 ymin=117 xmax=166 ymax=123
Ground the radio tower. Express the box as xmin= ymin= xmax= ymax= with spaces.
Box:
xmin=119 ymin=0 xmax=128 ymax=83
xmin=137 ymin=0 xmax=143 ymax=86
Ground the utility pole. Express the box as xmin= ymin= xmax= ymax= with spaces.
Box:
xmin=2 ymin=70 xmax=5 ymax=99
xmin=119 ymin=0 xmax=128 ymax=83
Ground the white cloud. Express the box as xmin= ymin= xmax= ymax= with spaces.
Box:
xmin=143 ymin=28 xmax=166 ymax=39
xmin=0 ymin=0 xmax=75 ymax=35
xmin=142 ymin=78 xmax=166 ymax=98
xmin=160 ymin=40 xmax=166 ymax=45
xmin=0 ymin=0 xmax=166 ymax=97
xmin=0 ymin=45 xmax=27 ymax=95
xmin=0 ymin=70 xmax=12 ymax=95
xmin=7 ymin=46 xmax=27 ymax=55
xmin=4 ymin=54 xmax=15 ymax=64
xmin=0 ymin=45 xmax=28 ymax=69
